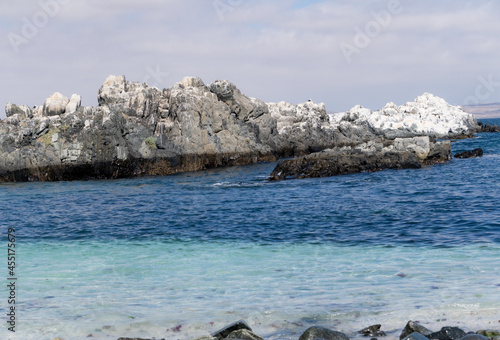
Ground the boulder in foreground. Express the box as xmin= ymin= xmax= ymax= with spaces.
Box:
xmin=299 ymin=326 xmax=350 ymax=340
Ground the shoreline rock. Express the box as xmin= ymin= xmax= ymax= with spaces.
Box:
xmin=477 ymin=122 xmax=500 ymax=133
xmin=269 ymin=137 xmax=451 ymax=181
xmin=0 ymin=75 xmax=481 ymax=182
xmin=115 ymin=320 xmax=500 ymax=340
xmin=454 ymin=148 xmax=484 ymax=159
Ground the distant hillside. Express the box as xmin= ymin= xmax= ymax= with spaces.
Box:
xmin=462 ymin=103 xmax=500 ymax=118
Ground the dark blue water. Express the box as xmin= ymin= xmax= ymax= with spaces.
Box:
xmin=2 ymin=119 xmax=499 ymax=247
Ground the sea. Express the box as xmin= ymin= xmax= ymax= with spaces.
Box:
xmin=1 ymin=119 xmax=499 ymax=340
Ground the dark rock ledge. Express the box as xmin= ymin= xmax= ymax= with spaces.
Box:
xmin=269 ymin=137 xmax=451 ymax=180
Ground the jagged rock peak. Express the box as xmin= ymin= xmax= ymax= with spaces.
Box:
xmin=43 ymin=92 xmax=70 ymax=117
xmin=180 ymin=76 xmax=206 ymax=88
xmin=333 ymin=92 xmax=478 ymax=139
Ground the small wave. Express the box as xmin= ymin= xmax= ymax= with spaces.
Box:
xmin=211 ymin=181 xmax=268 ymax=188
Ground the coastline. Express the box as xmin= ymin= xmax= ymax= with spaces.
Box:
xmin=0 ymin=75 xmax=482 ymax=182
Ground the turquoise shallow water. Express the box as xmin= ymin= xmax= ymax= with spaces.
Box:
xmin=1 ymin=119 xmax=499 ymax=340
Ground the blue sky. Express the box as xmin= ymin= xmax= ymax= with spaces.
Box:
xmin=1 ymin=0 xmax=500 ymax=118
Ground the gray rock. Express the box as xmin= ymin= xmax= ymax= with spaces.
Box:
xmin=402 ymin=332 xmax=431 ymax=340
xmin=454 ymin=148 xmax=483 ymax=159
xmin=428 ymin=327 xmax=467 ymax=340
xmin=226 ymin=329 xmax=264 ymax=340
xmin=478 ymin=122 xmax=500 ymax=133
xmin=43 ymin=92 xmax=69 ymax=116
xmin=359 ymin=324 xmax=386 ymax=337
xmin=211 ymin=320 xmax=252 ymax=340
xmin=65 ymin=94 xmax=81 ymax=114
xmin=0 ymin=74 xmax=479 ymax=182
xmin=424 ymin=140 xmax=452 ymax=165
xmin=298 ymin=326 xmax=350 ymax=340
xmin=400 ymin=321 xmax=433 ymax=340
xmin=269 ymin=137 xmax=452 ymax=181
xmin=5 ymin=103 xmax=32 ymax=118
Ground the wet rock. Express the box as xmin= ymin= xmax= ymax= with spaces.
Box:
xmin=400 ymin=321 xmax=433 ymax=340
xmin=226 ymin=329 xmax=264 ymax=340
xmin=299 ymin=326 xmax=350 ymax=340
xmin=269 ymin=139 xmax=451 ymax=180
xmin=359 ymin=324 xmax=387 ymax=337
xmin=402 ymin=333 xmax=431 ymax=340
xmin=428 ymin=327 xmax=467 ymax=340
xmin=211 ymin=320 xmax=252 ymax=340
xmin=454 ymin=148 xmax=483 ymax=159
xmin=478 ymin=122 xmax=500 ymax=133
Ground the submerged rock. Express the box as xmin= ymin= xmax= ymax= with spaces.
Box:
xmin=454 ymin=148 xmax=484 ymax=159
xmin=299 ymin=326 xmax=350 ymax=340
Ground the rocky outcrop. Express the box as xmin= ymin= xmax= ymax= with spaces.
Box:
xmin=66 ymin=94 xmax=81 ymax=114
xmin=269 ymin=137 xmax=451 ymax=180
xmin=358 ymin=324 xmax=387 ymax=337
xmin=401 ymin=321 xmax=434 ymax=340
xmin=5 ymin=103 xmax=32 ymax=119
xmin=331 ymin=93 xmax=480 ymax=139
xmin=0 ymin=75 xmax=479 ymax=182
xmin=43 ymin=92 xmax=70 ymax=116
xmin=0 ymin=76 xmax=281 ymax=181
xmin=478 ymin=122 xmax=500 ymax=133
xmin=454 ymin=148 xmax=484 ymax=159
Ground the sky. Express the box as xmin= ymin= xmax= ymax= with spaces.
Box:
xmin=1 ymin=0 xmax=500 ymax=118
